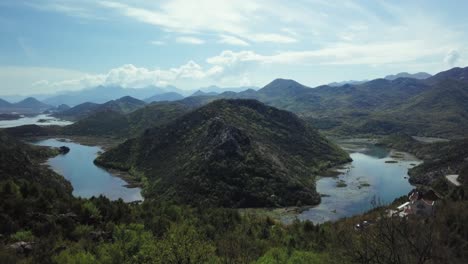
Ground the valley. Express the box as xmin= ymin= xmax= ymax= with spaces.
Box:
xmin=1 ymin=66 xmax=467 ymax=263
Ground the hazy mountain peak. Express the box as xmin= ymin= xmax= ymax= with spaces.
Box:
xmin=0 ymin=98 xmax=12 ymax=107
xmin=384 ymin=72 xmax=432 ymax=80
xmin=144 ymin=92 xmax=184 ymax=103
xmin=191 ymin=90 xmax=219 ymax=97
xmin=14 ymin=97 xmax=50 ymax=108
xmin=116 ymin=95 xmax=144 ymax=104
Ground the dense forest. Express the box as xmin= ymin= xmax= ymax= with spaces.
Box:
xmin=1 ymin=123 xmax=468 ymax=263
xmin=95 ymin=99 xmax=350 ymax=208
xmin=1 ymin=68 xmax=468 ymax=263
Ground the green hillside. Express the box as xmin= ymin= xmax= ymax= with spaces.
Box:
xmin=61 ymin=101 xmax=191 ymax=137
xmin=96 ymin=99 xmax=350 ymax=207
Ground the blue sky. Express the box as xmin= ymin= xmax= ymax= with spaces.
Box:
xmin=0 ymin=0 xmax=467 ymax=95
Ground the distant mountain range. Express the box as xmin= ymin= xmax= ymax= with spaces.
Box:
xmin=384 ymin=72 xmax=432 ymax=80
xmin=191 ymin=90 xmax=219 ymax=97
xmin=1 ymin=85 xmax=259 ymax=107
xmin=0 ymin=97 xmax=53 ymax=114
xmin=2 ymin=67 xmax=466 ymax=139
xmin=232 ymin=67 xmax=464 ymax=138
xmin=53 ymin=66 xmax=468 ymax=139
xmin=0 ymin=83 xmax=259 ymax=111
xmin=42 ymin=85 xmax=177 ymax=106
xmin=144 ymin=92 xmax=184 ymax=103
xmin=328 ymin=71 xmax=432 ymax=86
xmin=197 ymin=85 xmax=258 ymax=94
xmin=54 ymin=96 xmax=146 ymax=120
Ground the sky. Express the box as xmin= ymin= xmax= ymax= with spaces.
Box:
xmin=0 ymin=0 xmax=467 ymax=96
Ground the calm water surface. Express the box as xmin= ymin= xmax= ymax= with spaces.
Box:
xmin=295 ymin=143 xmax=420 ymax=224
xmin=34 ymin=138 xmax=143 ymax=202
xmin=0 ymin=114 xmax=73 ymax=128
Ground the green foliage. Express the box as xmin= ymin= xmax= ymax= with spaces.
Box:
xmin=96 ymin=99 xmax=350 ymax=208
xmin=152 ymin=222 xmax=216 ymax=263
xmin=378 ymin=134 xmax=468 ymax=191
xmin=53 ymin=249 xmax=97 ymax=264
xmin=61 ymin=101 xmax=191 ymax=138
xmin=82 ymin=201 xmax=101 ymax=221
xmin=256 ymin=248 xmax=329 ymax=264
xmin=10 ymin=230 xmax=34 ymax=242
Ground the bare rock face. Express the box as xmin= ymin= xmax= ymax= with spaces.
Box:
xmin=203 ymin=117 xmax=251 ymax=161
xmin=7 ymin=241 xmax=34 ymax=255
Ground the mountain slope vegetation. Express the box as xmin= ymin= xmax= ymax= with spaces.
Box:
xmin=61 ymin=101 xmax=192 ymax=137
xmin=96 ymin=99 xmax=350 ymax=207
xmin=209 ymin=67 xmax=468 ymax=138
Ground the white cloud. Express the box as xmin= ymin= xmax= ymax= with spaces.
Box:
xmin=2 ymin=61 xmax=226 ymax=95
xmin=249 ymin=33 xmax=297 ymax=43
xmin=444 ymin=50 xmax=461 ymax=67
xmin=206 ymin=50 xmax=262 ymax=66
xmin=176 ymin=36 xmax=204 ymax=45
xmin=207 ymin=39 xmax=453 ymax=68
xmin=218 ymin=35 xmax=249 ymax=46
xmin=97 ymin=0 xmax=298 ymax=44
xmin=0 ymin=66 xmax=91 ymax=95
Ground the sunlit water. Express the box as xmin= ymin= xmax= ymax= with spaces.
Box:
xmin=33 ymin=138 xmax=143 ymax=202
xmin=0 ymin=114 xmax=73 ymax=128
xmin=294 ymin=144 xmax=420 ymax=224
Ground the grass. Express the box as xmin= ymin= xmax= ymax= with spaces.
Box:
xmin=336 ymin=180 xmax=347 ymax=188
xmin=358 ymin=182 xmax=371 ymax=189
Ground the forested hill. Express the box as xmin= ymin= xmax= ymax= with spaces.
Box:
xmin=50 ymin=66 xmax=468 ymax=140
xmin=96 ymin=99 xmax=350 ymax=207
xmin=211 ymin=66 xmax=468 ymax=138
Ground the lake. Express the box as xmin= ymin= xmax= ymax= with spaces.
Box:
xmin=294 ymin=141 xmax=420 ymax=224
xmin=32 ymin=138 xmax=418 ymax=216
xmin=0 ymin=114 xmax=73 ymax=128
xmin=33 ymin=138 xmax=143 ymax=202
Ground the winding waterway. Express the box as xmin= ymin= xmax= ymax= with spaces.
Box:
xmin=295 ymin=141 xmax=420 ymax=223
xmin=32 ymin=138 xmax=418 ymax=217
xmin=0 ymin=114 xmax=73 ymax=128
xmin=34 ymin=138 xmax=143 ymax=202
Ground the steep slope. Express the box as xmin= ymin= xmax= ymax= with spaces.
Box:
xmin=96 ymin=99 xmax=350 ymax=207
xmin=53 ymin=96 xmax=145 ymax=121
xmin=257 ymin=79 xmax=310 ymax=98
xmin=374 ymin=79 xmax=468 ymax=137
xmin=53 ymin=102 xmax=100 ymax=120
xmin=0 ymin=97 xmax=52 ymax=114
xmin=0 ymin=98 xmax=12 ymax=108
xmin=98 ymin=96 xmax=146 ymax=113
xmin=214 ymin=67 xmax=467 ymax=138
xmin=61 ymin=109 xmax=129 ymax=137
xmin=426 ymin=66 xmax=468 ymax=84
xmin=61 ymin=101 xmax=192 ymax=137
xmin=0 ymin=131 xmax=71 ymax=194
xmin=145 ymin=92 xmax=184 ymax=103
xmin=191 ymin=90 xmax=219 ymax=97
xmin=13 ymin=97 xmax=51 ymax=110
